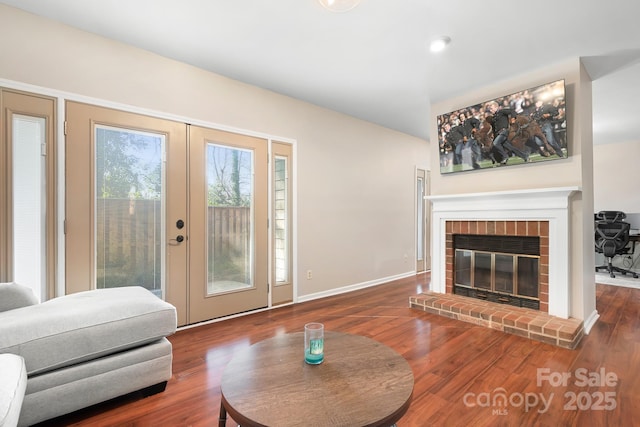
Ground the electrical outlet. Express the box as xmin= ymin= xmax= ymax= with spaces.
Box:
xmin=306 ymin=270 xmax=313 ymax=280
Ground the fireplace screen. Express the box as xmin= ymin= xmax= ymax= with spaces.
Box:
xmin=453 ymin=235 xmax=540 ymax=309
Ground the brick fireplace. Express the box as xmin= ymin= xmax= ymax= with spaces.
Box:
xmin=446 ymin=220 xmax=549 ymax=312
xmin=427 ymin=187 xmax=579 ymax=319
xmin=410 ymin=187 xmax=585 ymax=348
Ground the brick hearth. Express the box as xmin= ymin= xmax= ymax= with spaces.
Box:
xmin=410 ymin=291 xmax=583 ymax=349
xmin=425 ymin=187 xmax=585 ymax=344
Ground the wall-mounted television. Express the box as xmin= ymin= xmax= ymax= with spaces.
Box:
xmin=437 ymin=79 xmax=567 ymax=174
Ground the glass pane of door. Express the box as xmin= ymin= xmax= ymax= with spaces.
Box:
xmin=12 ymin=114 xmax=46 ymax=301
xmin=95 ymin=125 xmax=165 ymax=298
xmin=274 ymin=155 xmax=289 ymax=283
xmin=207 ymin=143 xmax=254 ymax=294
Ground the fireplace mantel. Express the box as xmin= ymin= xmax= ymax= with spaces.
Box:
xmin=427 ymin=186 xmax=581 ymax=319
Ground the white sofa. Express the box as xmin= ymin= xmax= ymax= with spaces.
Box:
xmin=0 ymin=283 xmax=177 ymax=426
xmin=0 ymin=354 xmax=27 ymax=427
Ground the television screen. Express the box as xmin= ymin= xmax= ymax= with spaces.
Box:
xmin=437 ymin=79 xmax=567 ymax=174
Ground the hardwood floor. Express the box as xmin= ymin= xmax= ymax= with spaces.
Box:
xmin=39 ymin=273 xmax=639 ymax=426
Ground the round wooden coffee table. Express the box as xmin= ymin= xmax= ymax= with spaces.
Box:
xmin=219 ymin=331 xmax=414 ymax=427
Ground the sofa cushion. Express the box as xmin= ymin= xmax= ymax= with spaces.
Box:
xmin=0 ymin=286 xmax=176 ymax=376
xmin=0 ymin=283 xmax=38 ymax=313
xmin=0 ymin=354 xmax=27 ymax=427
xmin=20 ymin=338 xmax=172 ymax=426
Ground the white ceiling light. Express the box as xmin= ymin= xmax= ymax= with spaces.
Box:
xmin=318 ymin=0 xmax=361 ymax=12
xmin=429 ymin=36 xmax=451 ymax=53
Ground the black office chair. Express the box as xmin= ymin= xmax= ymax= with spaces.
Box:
xmin=596 ymin=211 xmax=627 ymax=222
xmin=595 ymin=211 xmax=639 ymax=278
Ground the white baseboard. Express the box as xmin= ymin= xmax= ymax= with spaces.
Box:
xmin=296 ymin=271 xmax=416 ymax=303
xmin=178 ymin=271 xmax=418 ymax=331
xmin=583 ymin=309 xmax=600 ymax=335
xmin=595 ymin=273 xmax=640 ymax=289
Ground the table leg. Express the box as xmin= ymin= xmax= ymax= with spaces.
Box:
xmin=218 ymin=401 xmax=227 ymax=427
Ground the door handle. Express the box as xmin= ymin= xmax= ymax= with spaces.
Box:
xmin=169 ymin=235 xmax=186 ymax=245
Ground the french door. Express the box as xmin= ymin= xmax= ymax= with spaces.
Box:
xmin=188 ymin=126 xmax=268 ymax=323
xmin=65 ymin=102 xmax=268 ymax=325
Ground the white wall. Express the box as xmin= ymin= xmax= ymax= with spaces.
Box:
xmin=0 ymin=5 xmax=429 ymax=299
xmin=429 ymin=58 xmax=597 ymax=323
xmin=593 ymin=140 xmax=640 ymax=216
xmin=593 ymin=139 xmax=640 ymax=272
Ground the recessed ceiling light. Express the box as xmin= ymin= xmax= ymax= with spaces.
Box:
xmin=430 ymin=36 xmax=451 ymax=53
xmin=318 ymin=0 xmax=362 ymax=12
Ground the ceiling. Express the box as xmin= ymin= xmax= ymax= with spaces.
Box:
xmin=2 ymin=0 xmax=639 ymax=144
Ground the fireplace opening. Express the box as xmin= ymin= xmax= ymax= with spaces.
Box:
xmin=453 ymin=234 xmax=540 ymax=310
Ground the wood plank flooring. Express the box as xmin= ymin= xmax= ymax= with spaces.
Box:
xmin=38 ymin=273 xmax=640 ymax=426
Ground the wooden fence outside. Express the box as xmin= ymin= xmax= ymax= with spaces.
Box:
xmin=96 ymin=199 xmax=250 ymax=289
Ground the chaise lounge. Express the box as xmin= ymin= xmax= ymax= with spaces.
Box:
xmin=0 ymin=282 xmax=177 ymax=426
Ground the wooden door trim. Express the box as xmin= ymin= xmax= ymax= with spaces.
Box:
xmin=0 ymin=88 xmax=57 ymax=299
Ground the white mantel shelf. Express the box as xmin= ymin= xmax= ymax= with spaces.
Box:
xmin=427 ymin=186 xmax=581 ymax=212
xmin=426 ymin=186 xmax=581 ymax=319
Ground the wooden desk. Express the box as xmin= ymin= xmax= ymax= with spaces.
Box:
xmin=219 ymin=331 xmax=414 ymax=427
